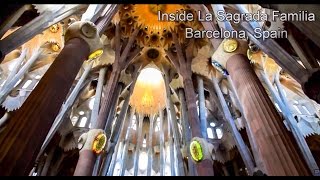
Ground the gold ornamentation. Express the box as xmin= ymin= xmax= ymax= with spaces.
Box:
xmin=92 ymin=133 xmax=107 ymax=154
xmin=89 ymin=49 xmax=103 ymax=60
xmin=149 ymin=4 xmax=166 ymax=15
xmin=190 ymin=140 xmax=204 ymax=162
xmin=132 ymin=4 xmax=184 ymax=35
xmin=51 ymin=43 xmax=60 ymax=52
xmin=49 ymin=24 xmax=59 ymax=33
xmin=223 ymin=39 xmax=238 ymax=53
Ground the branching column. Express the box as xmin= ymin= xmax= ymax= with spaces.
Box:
xmin=74 ymin=23 xmax=140 ymax=176
xmin=166 ymin=34 xmax=214 ymax=176
xmin=197 ymin=75 xmax=208 ymax=139
xmin=93 ymin=24 xmax=140 ymax=130
xmin=159 ymin=109 xmax=165 ymax=176
xmin=226 ymin=53 xmax=310 ymax=175
xmin=240 ymin=21 xmax=320 ymax=104
xmin=163 ymin=67 xmax=185 ymax=175
xmin=178 ymin=88 xmax=196 ymax=176
xmin=119 ymin=107 xmax=135 ymax=176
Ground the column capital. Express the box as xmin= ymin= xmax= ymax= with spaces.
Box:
xmin=64 ymin=21 xmax=103 ymax=56
xmin=190 ymin=137 xmax=214 ymax=163
xmin=211 ymin=39 xmax=248 ymax=68
xmin=78 ymin=129 xmax=106 ymax=154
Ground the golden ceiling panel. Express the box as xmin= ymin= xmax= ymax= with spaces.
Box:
xmin=118 ymin=4 xmax=204 ymax=49
xmin=132 ymin=4 xmax=184 ymax=36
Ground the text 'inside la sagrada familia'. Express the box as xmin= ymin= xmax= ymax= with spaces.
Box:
xmin=0 ymin=4 xmax=320 ymax=176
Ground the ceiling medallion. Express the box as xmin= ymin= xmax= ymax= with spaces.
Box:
xmin=133 ymin=4 xmax=184 ymax=48
xmin=92 ymin=133 xmax=107 ymax=154
xmin=146 ymin=48 xmax=160 ymax=59
xmin=190 ymin=139 xmax=204 ymax=162
xmin=223 ymin=39 xmax=238 ymax=53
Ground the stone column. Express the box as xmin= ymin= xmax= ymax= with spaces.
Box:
xmin=133 ymin=115 xmax=144 ymax=176
xmin=240 ymin=20 xmax=320 ymax=104
xmin=90 ymin=67 xmax=107 ymax=126
xmin=119 ymin=107 xmax=135 ymax=176
xmin=212 ymin=77 xmax=255 ymax=175
xmin=167 ymin=113 xmax=175 ymax=176
xmin=0 ymin=26 xmax=93 ymax=175
xmin=73 ymin=24 xmax=140 ymax=176
xmin=178 ymin=88 xmax=196 ymax=176
xmin=159 ymin=109 xmax=165 ymax=176
xmin=106 ymin=89 xmax=134 ymax=176
xmin=226 ymin=54 xmax=310 ymax=175
xmin=163 ymin=67 xmax=185 ymax=175
xmin=93 ymin=25 xmax=140 ymax=130
xmin=102 ymin=72 xmax=139 ymax=176
xmin=104 ymin=83 xmax=123 ymax=132
xmin=77 ymin=83 xmax=123 ymax=176
xmin=197 ymin=75 xmax=208 ymax=140
xmin=147 ymin=115 xmax=155 ymax=176
xmin=166 ymin=34 xmax=214 ymax=176
xmin=40 ymin=147 xmax=56 ymax=176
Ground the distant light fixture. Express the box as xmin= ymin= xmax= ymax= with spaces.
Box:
xmin=129 ymin=66 xmax=166 ymax=116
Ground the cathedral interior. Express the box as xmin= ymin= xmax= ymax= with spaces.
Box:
xmin=0 ymin=4 xmax=320 ymax=176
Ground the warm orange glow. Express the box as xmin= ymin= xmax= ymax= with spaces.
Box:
xmin=249 ymin=50 xmax=279 ymax=75
xmin=132 ymin=4 xmax=184 ymax=35
xmin=130 ymin=67 xmax=166 ymax=116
